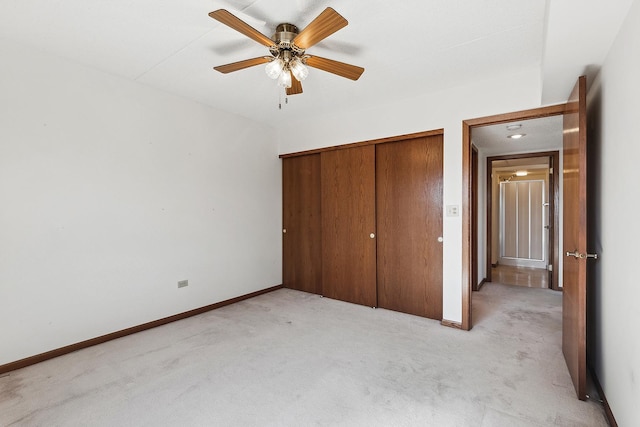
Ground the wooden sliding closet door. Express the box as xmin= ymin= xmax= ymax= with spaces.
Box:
xmin=376 ymin=135 xmax=443 ymax=319
xmin=321 ymin=145 xmax=377 ymax=307
xmin=282 ymin=155 xmax=322 ymax=294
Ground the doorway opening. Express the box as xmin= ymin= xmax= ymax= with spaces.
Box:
xmin=461 ymin=104 xmax=566 ymax=330
xmin=486 ymin=151 xmax=560 ymax=291
xmin=462 ymin=77 xmax=588 ymax=400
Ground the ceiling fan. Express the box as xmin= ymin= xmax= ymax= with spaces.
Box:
xmin=208 ymin=7 xmax=365 ymax=95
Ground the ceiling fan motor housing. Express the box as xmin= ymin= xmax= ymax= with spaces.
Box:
xmin=271 ymin=24 xmax=304 ymax=57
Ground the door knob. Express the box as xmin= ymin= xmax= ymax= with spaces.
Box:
xmin=283 ymin=229 xmax=287 ymax=234
xmin=370 ymin=233 xmax=375 ymax=239
xmin=566 ymin=250 xmax=598 ymax=260
xmin=566 ymin=250 xmax=579 ymax=258
xmin=437 ymin=237 xmax=444 ymax=243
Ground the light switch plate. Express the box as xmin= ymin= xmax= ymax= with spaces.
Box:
xmin=446 ymin=205 xmax=459 ymax=217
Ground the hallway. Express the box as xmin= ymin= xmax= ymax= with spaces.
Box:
xmin=491 ymin=264 xmax=549 ymax=289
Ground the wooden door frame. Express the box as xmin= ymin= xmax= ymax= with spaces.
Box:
xmin=471 ymin=145 xmax=479 ymax=291
xmin=485 ymin=151 xmax=560 ymax=290
xmin=461 ymin=104 xmax=566 ymax=330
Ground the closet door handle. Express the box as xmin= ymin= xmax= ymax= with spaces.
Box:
xmin=370 ymin=233 xmax=375 ymax=239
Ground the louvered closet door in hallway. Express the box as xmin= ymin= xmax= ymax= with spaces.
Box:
xmin=321 ymin=145 xmax=377 ymax=307
xmin=376 ymin=134 xmax=443 ymax=320
xmin=282 ymin=154 xmax=322 ymax=294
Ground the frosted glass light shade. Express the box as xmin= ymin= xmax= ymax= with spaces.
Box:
xmin=265 ymin=59 xmax=283 ymax=79
xmin=277 ymin=70 xmax=292 ymax=88
xmin=290 ymin=58 xmax=309 ymax=81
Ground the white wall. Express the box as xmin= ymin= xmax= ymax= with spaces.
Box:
xmin=0 ymin=40 xmax=282 ymax=366
xmin=278 ymin=68 xmax=542 ymax=323
xmin=587 ymin=0 xmax=640 ymax=424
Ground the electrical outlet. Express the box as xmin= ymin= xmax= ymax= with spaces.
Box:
xmin=178 ymin=280 xmax=188 ymax=288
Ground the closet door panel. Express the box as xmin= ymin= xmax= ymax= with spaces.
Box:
xmin=376 ymin=135 xmax=443 ymax=319
xmin=321 ymin=146 xmax=377 ymax=307
xmin=282 ymin=154 xmax=322 ymax=294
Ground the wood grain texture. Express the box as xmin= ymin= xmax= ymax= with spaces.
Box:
xmin=305 ymin=56 xmax=364 ymax=81
xmin=280 ymin=129 xmax=444 ymax=159
xmin=321 ymin=145 xmax=377 ymax=307
xmin=209 ymin=9 xmax=275 ymax=47
xmin=562 ymin=76 xmax=588 ymax=400
xmin=286 ymin=74 xmax=303 ymax=95
xmin=293 ymin=7 xmax=347 ymax=50
xmin=282 ymin=155 xmax=322 ymax=294
xmin=376 ymin=135 xmax=443 ymax=320
xmin=441 ymin=319 xmax=463 ymax=329
xmin=214 ymin=57 xmax=271 ymax=74
xmin=463 ymin=104 xmax=567 ymax=128
xmin=462 ymin=122 xmax=472 ymax=330
xmin=471 ymin=146 xmax=479 ymax=291
xmin=550 ymin=152 xmax=560 ymax=291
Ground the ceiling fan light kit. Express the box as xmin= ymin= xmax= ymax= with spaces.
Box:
xmin=265 ymin=58 xmax=284 ymax=79
xmin=264 ymin=51 xmax=309 ymax=88
xmin=277 ymin=67 xmax=292 ymax=88
xmin=290 ymin=58 xmax=309 ymax=81
xmin=209 ymin=7 xmax=364 ymax=96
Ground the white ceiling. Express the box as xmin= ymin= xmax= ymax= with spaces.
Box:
xmin=472 ymin=115 xmax=564 ymax=156
xmin=0 ymin=0 xmax=633 ymax=128
xmin=492 ymin=157 xmax=550 ymax=171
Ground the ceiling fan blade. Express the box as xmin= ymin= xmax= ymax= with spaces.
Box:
xmin=214 ymin=57 xmax=271 ymax=74
xmin=287 ymin=74 xmax=303 ymax=95
xmin=209 ymin=9 xmax=275 ymax=48
xmin=292 ymin=7 xmax=348 ymax=50
xmin=305 ymin=56 xmax=364 ymax=81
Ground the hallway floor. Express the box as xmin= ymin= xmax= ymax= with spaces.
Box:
xmin=492 ymin=264 xmax=549 ymax=289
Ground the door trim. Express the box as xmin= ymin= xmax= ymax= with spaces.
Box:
xmin=280 ymin=129 xmax=444 ymax=158
xmin=462 ymin=103 xmax=566 ymax=330
xmin=471 ymin=145 xmax=479 ymax=291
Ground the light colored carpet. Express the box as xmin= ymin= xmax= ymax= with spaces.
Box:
xmin=1 ymin=284 xmax=606 ymax=426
